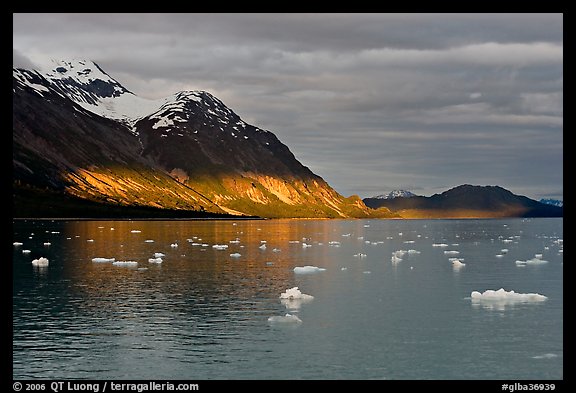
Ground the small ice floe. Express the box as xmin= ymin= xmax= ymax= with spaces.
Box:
xmin=452 ymin=259 xmax=466 ymax=269
xmin=112 ymin=260 xmax=138 ymax=267
xmin=432 ymin=243 xmax=448 ymax=247
xmin=43 ymin=242 xmax=51 ymax=246
xmin=265 ymin=261 xmax=274 ymax=266
xmin=293 ymin=265 xmax=326 ymax=274
xmin=354 ymin=253 xmax=367 ymax=258
xmin=267 ymin=313 xmax=302 ymax=324
xmin=515 ymin=258 xmax=548 ymax=266
xmin=444 ymin=250 xmax=460 ymax=255
xmin=280 ymin=287 xmax=314 ymax=301
xmin=302 ymin=243 xmax=312 ymax=248
xmin=495 ymin=254 xmax=504 ymax=258
xmin=154 ymin=252 xmax=165 ymax=258
xmin=363 ymin=224 xmax=370 ymax=228
xmin=531 ymin=353 xmax=559 ymax=359
xmin=110 ymin=228 xmax=115 ymax=231
xmin=170 ymin=243 xmax=178 ymax=248
xmin=403 ymin=240 xmax=415 ymax=244
xmin=357 ymin=236 xmax=364 ymax=240
xmin=229 ymin=239 xmax=241 ymax=244
xmin=130 ymin=230 xmax=141 ymax=233
xmin=534 ymin=253 xmax=543 ymax=259
xmin=22 ymin=249 xmax=31 ymax=254
xmin=31 ymin=257 xmax=49 ymax=267
xmin=137 ymin=267 xmax=148 ymax=271
xmin=391 ymin=255 xmax=402 ymax=264
xmin=398 ymin=232 xmax=403 ymax=236
xmin=502 ymin=239 xmax=513 ymax=243
xmin=91 ymin=257 xmax=115 ymax=263
xmin=259 ymin=244 xmax=267 ymax=250
xmin=13 ymin=242 xmax=23 ymax=246
xmin=212 ymin=244 xmax=228 ymax=250
xmin=144 ymin=239 xmax=154 ymax=243
xmin=148 ymin=258 xmax=163 ymax=263
xmin=501 ymin=249 xmax=509 ymax=253
xmin=272 ymin=248 xmax=281 ymax=253
xmin=230 ymin=253 xmax=241 ymax=258
xmin=407 ymin=249 xmax=420 ymax=254
xmin=363 ymin=271 xmax=372 ymax=274
xmin=341 ymin=267 xmax=348 ymax=271
xmin=342 ymin=233 xmax=351 ymax=237
xmin=86 ymin=239 xmax=94 ymax=242
xmin=289 ymin=240 xmax=300 ymax=244
xmin=328 ymin=241 xmax=341 ymax=247
xmin=471 ymin=288 xmax=547 ymax=301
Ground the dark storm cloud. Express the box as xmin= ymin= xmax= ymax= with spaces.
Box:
xmin=12 ymin=13 xmax=563 ymax=200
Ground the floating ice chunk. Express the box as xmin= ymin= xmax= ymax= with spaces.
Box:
xmin=532 ymin=353 xmax=558 ymax=359
xmin=302 ymin=243 xmax=312 ymax=248
xmin=403 ymin=240 xmax=415 ymax=244
xmin=259 ymin=244 xmax=267 ymax=250
xmin=148 ymin=258 xmax=163 ymax=263
xmin=170 ymin=243 xmax=178 ymax=248
xmin=341 ymin=267 xmax=348 ymax=271
xmin=354 ymin=253 xmax=367 ymax=258
xmin=495 ymin=254 xmax=504 ymax=258
xmin=212 ymin=244 xmax=228 ymax=250
xmin=470 ymin=288 xmax=547 ymax=303
xmin=43 ymin=242 xmax=51 ymax=246
xmin=144 ymin=239 xmax=154 ymax=243
xmin=112 ymin=260 xmax=138 ymax=267
xmin=13 ymin=242 xmax=23 ymax=246
xmin=154 ymin=252 xmax=165 ymax=258
xmin=516 ymin=258 xmax=548 ymax=266
xmin=363 ymin=271 xmax=371 ymax=274
xmin=267 ymin=314 xmax=302 ymax=324
xmin=444 ymin=250 xmax=460 ymax=255
xmin=398 ymin=232 xmax=403 ymax=236
xmin=534 ymin=254 xmax=543 ymax=259
xmin=407 ymin=249 xmax=420 ymax=254
xmin=272 ymin=248 xmax=281 ymax=253
xmin=230 ymin=253 xmax=241 ymax=258
xmin=280 ymin=287 xmax=314 ymax=301
xmin=432 ymin=243 xmax=448 ymax=247
xmin=31 ymin=257 xmax=49 ymax=267
xmin=392 ymin=250 xmax=406 ymax=258
xmin=22 ymin=249 xmax=31 ymax=254
xmin=452 ymin=259 xmax=466 ymax=268
xmin=328 ymin=241 xmax=341 ymax=246
xmin=391 ymin=255 xmax=402 ymax=264
xmin=260 ymin=240 xmax=267 ymax=243
xmin=289 ymin=240 xmax=300 ymax=244
xmin=502 ymin=239 xmax=513 ymax=243
xmin=501 ymin=249 xmax=509 ymax=253
xmin=363 ymin=224 xmax=370 ymax=228
xmin=229 ymin=239 xmax=241 ymax=244
xmin=92 ymin=257 xmax=115 ymax=263
xmin=357 ymin=236 xmax=364 ymax=240
xmin=87 ymin=239 xmax=95 ymax=242
xmin=293 ymin=265 xmax=326 ymax=274
xmin=130 ymin=230 xmax=141 ymax=233
xmin=342 ymin=233 xmax=351 ymax=237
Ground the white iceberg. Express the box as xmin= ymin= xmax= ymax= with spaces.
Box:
xmin=302 ymin=243 xmax=312 ymax=248
xmin=13 ymin=242 xmax=23 ymax=246
xmin=407 ymin=249 xmax=421 ymax=254
xmin=130 ymin=230 xmax=141 ymax=233
xmin=432 ymin=243 xmax=448 ymax=247
xmin=43 ymin=242 xmax=51 ymax=246
xmin=470 ymin=288 xmax=547 ymax=305
xmin=154 ymin=252 xmax=165 ymax=258
xmin=212 ymin=244 xmax=228 ymax=250
xmin=92 ymin=257 xmax=115 ymax=263
xmin=144 ymin=239 xmax=154 ymax=243
xmin=452 ymin=259 xmax=466 ymax=269
xmin=293 ymin=265 xmax=326 ymax=274
xmin=31 ymin=257 xmax=49 ymax=267
xmin=280 ymin=287 xmax=314 ymax=301
xmin=148 ymin=257 xmax=163 ymax=263
xmin=259 ymin=244 xmax=267 ymax=250
xmin=391 ymin=255 xmax=402 ymax=264
xmin=22 ymin=249 xmax=31 ymax=254
xmin=353 ymin=253 xmax=367 ymax=258
xmin=170 ymin=243 xmax=178 ymax=248
xmin=230 ymin=253 xmax=242 ymax=258
xmin=267 ymin=314 xmax=302 ymax=324
xmin=112 ymin=260 xmax=138 ymax=267
xmin=515 ymin=258 xmax=548 ymax=266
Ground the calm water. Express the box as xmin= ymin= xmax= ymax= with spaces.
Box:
xmin=13 ymin=218 xmax=563 ymax=380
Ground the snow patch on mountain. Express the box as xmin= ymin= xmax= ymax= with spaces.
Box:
xmin=372 ymin=190 xmax=417 ymax=199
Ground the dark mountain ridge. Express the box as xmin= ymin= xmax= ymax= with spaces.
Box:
xmin=363 ymin=184 xmax=562 ymax=218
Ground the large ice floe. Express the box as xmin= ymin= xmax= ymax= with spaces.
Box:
xmin=31 ymin=257 xmax=49 ymax=267
xmin=470 ymin=288 xmax=547 ymax=310
xmin=515 ymin=255 xmax=548 ymax=266
xmin=293 ymin=265 xmax=326 ymax=274
xmin=92 ymin=257 xmax=115 ymax=263
xmin=279 ymin=287 xmax=314 ymax=309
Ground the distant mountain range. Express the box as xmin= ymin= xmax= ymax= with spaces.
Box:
xmin=13 ymin=59 xmax=395 ymax=219
xmin=363 ymin=185 xmax=562 ymax=218
xmin=539 ymin=198 xmax=563 ymax=207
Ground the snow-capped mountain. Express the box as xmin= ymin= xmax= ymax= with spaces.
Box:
xmin=372 ymin=190 xmax=417 ymax=199
xmin=539 ymin=198 xmax=563 ymax=207
xmin=13 ymin=60 xmax=393 ymax=219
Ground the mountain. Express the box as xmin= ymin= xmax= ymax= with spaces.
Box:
xmin=13 ymin=60 xmax=395 ymax=219
xmin=539 ymin=198 xmax=563 ymax=208
xmin=371 ymin=190 xmax=417 ymax=200
xmin=363 ymin=185 xmax=563 ymax=218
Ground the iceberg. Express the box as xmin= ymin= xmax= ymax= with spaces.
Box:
xmin=31 ymin=257 xmax=49 ymax=267
xmin=432 ymin=243 xmax=448 ymax=247
xmin=267 ymin=314 xmax=303 ymax=324
xmin=259 ymin=244 xmax=267 ymax=250
xmin=154 ymin=252 xmax=165 ymax=258
xmin=22 ymin=249 xmax=31 ymax=254
xmin=148 ymin=257 xmax=163 ymax=263
xmin=144 ymin=239 xmax=154 ymax=243
xmin=13 ymin=242 xmax=23 ymax=246
xmin=452 ymin=259 xmax=466 ymax=269
xmin=112 ymin=260 xmax=138 ymax=267
xmin=92 ymin=257 xmax=115 ymax=263
xmin=230 ymin=253 xmax=241 ymax=258
xmin=130 ymin=230 xmax=141 ymax=233
xmin=293 ymin=265 xmax=326 ymax=274
xmin=515 ymin=258 xmax=548 ymax=266
xmin=280 ymin=287 xmax=314 ymax=301
xmin=470 ymin=288 xmax=548 ymax=303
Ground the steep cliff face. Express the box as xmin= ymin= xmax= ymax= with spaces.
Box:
xmin=13 ymin=62 xmax=394 ymax=218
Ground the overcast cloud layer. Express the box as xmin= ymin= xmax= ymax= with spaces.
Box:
xmin=13 ymin=13 xmax=563 ymax=200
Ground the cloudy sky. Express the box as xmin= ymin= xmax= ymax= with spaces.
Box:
xmin=13 ymin=13 xmax=563 ymax=200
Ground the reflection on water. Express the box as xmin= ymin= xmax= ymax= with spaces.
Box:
xmin=13 ymin=219 xmax=563 ymax=380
